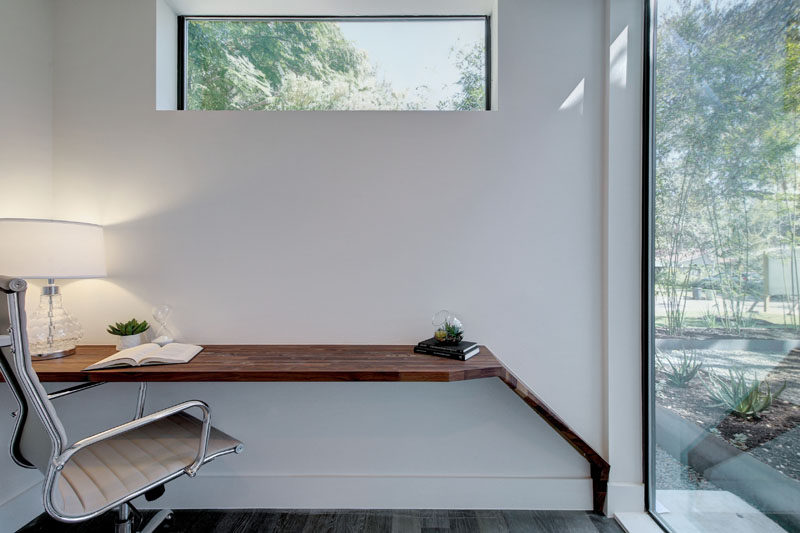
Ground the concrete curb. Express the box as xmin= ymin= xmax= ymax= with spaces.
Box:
xmin=656 ymin=406 xmax=800 ymax=531
xmin=655 ymin=338 xmax=800 ymax=354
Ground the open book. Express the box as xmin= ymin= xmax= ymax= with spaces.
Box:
xmin=84 ymin=343 xmax=203 ymax=370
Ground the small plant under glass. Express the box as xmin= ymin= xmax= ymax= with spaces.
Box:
xmin=432 ymin=310 xmax=464 ymax=345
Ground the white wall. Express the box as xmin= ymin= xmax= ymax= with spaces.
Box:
xmin=0 ymin=0 xmax=54 ymax=219
xmin=155 ymin=0 xmax=177 ymax=110
xmin=0 ymin=1 xmax=56 ymax=531
xmin=0 ymin=0 xmax=645 ymax=526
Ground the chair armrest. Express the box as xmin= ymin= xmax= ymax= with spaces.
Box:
xmin=54 ymin=400 xmax=212 ymax=476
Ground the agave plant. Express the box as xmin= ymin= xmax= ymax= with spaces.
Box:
xmin=107 ymin=318 xmax=150 ymax=336
xmin=704 ymin=368 xmax=786 ymax=418
xmin=444 ymin=320 xmax=463 ymax=338
xmin=656 ymin=350 xmax=702 ymax=387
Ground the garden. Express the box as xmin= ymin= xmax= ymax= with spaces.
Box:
xmin=653 ymin=0 xmax=800 ymax=526
xmin=655 ymin=344 xmax=799 ymax=481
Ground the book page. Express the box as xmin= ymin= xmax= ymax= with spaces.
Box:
xmin=84 ymin=343 xmax=161 ymax=370
xmin=140 ymin=343 xmax=202 ymax=365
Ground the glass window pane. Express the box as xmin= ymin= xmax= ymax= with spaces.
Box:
xmin=652 ymin=0 xmax=800 ymax=531
xmin=185 ymin=18 xmax=488 ymax=111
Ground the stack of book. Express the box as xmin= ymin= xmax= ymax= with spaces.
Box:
xmin=414 ymin=338 xmax=480 ymax=361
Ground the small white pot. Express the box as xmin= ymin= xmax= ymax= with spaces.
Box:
xmin=116 ymin=330 xmax=148 ymax=350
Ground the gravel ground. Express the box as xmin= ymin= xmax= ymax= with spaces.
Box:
xmin=748 ymin=428 xmax=800 ymax=478
xmin=655 ymin=445 xmax=719 ymax=491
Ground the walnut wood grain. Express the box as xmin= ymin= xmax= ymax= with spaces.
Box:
xmin=3 ymin=344 xmax=610 ymax=513
xmin=24 ymin=345 xmax=503 ymax=383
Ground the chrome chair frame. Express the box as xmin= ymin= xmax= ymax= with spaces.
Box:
xmin=0 ymin=277 xmax=242 ymax=532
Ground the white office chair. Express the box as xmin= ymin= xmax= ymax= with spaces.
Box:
xmin=0 ymin=276 xmax=243 ymax=532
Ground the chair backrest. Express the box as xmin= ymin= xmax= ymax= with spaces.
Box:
xmin=0 ymin=276 xmax=68 ymax=473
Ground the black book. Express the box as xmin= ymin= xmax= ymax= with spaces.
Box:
xmin=417 ymin=337 xmax=478 ymax=354
xmin=414 ymin=345 xmax=480 ymax=361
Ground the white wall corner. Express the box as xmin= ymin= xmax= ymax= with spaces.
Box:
xmin=155 ymin=0 xmax=178 ymax=110
xmin=602 ymin=0 xmax=645 ymax=514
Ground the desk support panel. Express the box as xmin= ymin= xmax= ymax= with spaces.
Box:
xmin=497 ymin=369 xmax=610 ymax=514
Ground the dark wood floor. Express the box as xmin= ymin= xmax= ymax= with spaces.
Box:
xmin=18 ymin=509 xmax=623 ymax=533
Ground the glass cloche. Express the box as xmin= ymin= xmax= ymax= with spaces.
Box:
xmin=431 ymin=309 xmax=464 ymax=345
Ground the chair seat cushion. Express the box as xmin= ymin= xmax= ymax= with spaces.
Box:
xmin=54 ymin=412 xmax=240 ymax=517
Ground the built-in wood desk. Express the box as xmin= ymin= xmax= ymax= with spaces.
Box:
xmin=28 ymin=345 xmax=503 ymax=383
xmin=15 ymin=344 xmax=610 ymax=513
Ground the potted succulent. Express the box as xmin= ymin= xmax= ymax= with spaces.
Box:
xmin=107 ymin=318 xmax=150 ymax=350
xmin=434 ymin=316 xmax=464 ymax=345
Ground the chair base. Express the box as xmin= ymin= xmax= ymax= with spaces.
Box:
xmin=140 ymin=509 xmax=173 ymax=533
xmin=115 ymin=504 xmax=172 ymax=533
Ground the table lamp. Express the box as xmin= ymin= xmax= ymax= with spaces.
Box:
xmin=0 ymin=219 xmax=106 ymax=359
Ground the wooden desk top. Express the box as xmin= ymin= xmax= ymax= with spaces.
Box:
xmin=25 ymin=345 xmax=503 ymax=383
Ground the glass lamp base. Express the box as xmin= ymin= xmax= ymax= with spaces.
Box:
xmin=27 ymin=281 xmax=83 ymax=359
xmin=31 ymin=347 xmax=77 ymax=360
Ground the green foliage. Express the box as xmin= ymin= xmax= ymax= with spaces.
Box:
xmin=785 ymin=19 xmax=800 ymax=112
xmin=656 ymin=267 xmax=690 ymax=335
xmin=704 ymin=368 xmax=787 ymax=418
xmin=107 ymin=319 xmax=150 ymax=336
xmin=186 ymin=20 xmax=485 ymax=111
xmin=435 ymin=319 xmax=464 ymax=343
xmin=187 ymin=20 xmax=407 ymax=110
xmin=657 ymin=349 xmax=703 ymax=387
xmin=731 ymin=432 xmax=748 ymax=450
xmin=438 ymin=42 xmax=486 ymax=110
xmin=443 ymin=320 xmax=463 ymax=337
xmin=655 ymin=0 xmax=800 ymax=333
xmin=701 ymin=309 xmax=718 ymax=329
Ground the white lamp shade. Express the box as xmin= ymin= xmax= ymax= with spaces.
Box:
xmin=0 ymin=219 xmax=107 ymax=279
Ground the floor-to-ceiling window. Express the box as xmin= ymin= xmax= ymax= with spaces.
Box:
xmin=649 ymin=1 xmax=800 ymax=531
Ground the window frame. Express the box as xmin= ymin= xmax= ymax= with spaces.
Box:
xmin=176 ymin=15 xmax=492 ymax=111
xmin=642 ymin=0 xmax=661 ymax=529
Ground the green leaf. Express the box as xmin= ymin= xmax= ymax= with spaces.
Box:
xmin=704 ymin=368 xmax=784 ymax=418
xmin=108 ymin=318 xmax=148 ymax=337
